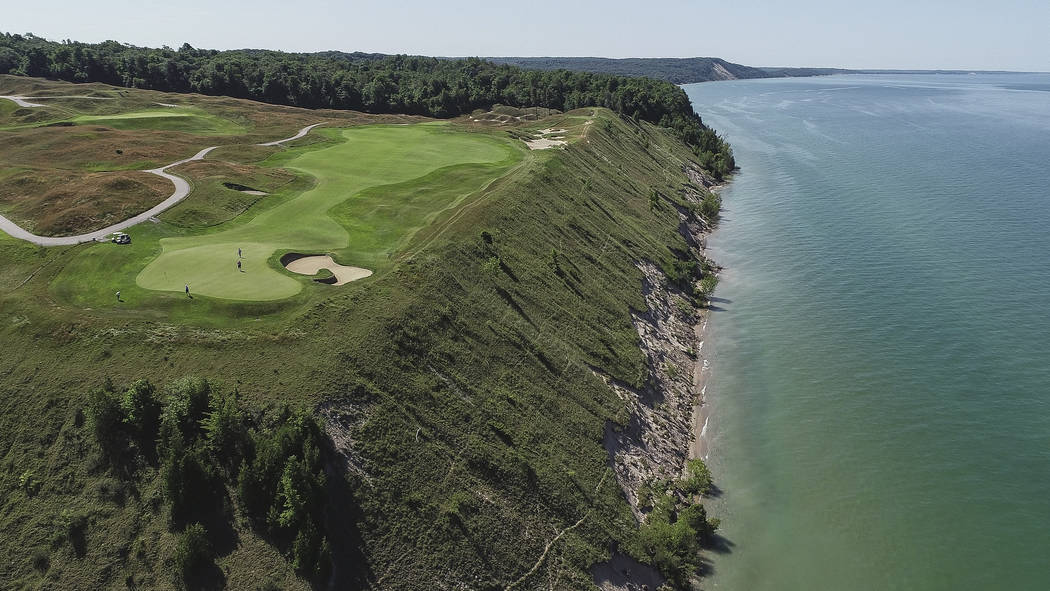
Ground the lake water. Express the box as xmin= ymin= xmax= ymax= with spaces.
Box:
xmin=684 ymin=73 xmax=1050 ymax=590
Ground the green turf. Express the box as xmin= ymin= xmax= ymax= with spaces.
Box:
xmin=134 ymin=123 xmax=519 ymax=300
xmin=71 ymin=108 xmax=245 ymax=135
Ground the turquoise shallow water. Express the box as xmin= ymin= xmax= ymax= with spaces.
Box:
xmin=684 ymin=74 xmax=1050 ymax=590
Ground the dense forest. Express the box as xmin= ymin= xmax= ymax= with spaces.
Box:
xmin=0 ymin=33 xmax=734 ymax=169
xmin=486 ymin=56 xmax=848 ymax=84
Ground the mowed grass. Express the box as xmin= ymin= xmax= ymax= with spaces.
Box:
xmin=71 ymin=108 xmax=246 ymax=135
xmin=134 ymin=123 xmax=519 ymax=300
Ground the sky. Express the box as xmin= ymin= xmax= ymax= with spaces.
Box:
xmin=5 ymin=0 xmax=1048 ymax=71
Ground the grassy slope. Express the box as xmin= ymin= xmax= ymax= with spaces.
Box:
xmin=70 ymin=107 xmax=249 ymax=135
xmin=0 ymin=104 xmax=711 ymax=589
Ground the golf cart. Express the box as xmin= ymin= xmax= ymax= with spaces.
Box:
xmin=111 ymin=232 xmax=131 ymax=245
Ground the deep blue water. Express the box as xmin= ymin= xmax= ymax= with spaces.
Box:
xmin=684 ymin=73 xmax=1050 ymax=590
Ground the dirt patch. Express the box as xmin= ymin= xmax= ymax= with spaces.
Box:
xmin=281 ymin=253 xmax=372 ymax=285
xmin=592 ymin=552 xmax=665 ymax=591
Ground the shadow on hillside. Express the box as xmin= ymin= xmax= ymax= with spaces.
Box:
xmin=183 ymin=559 xmax=226 ymax=591
xmin=324 ymin=461 xmax=374 ymax=590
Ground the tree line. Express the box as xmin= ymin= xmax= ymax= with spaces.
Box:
xmin=0 ymin=33 xmax=733 ymax=167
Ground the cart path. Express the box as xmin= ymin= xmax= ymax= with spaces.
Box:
xmin=0 ymin=123 xmax=323 ymax=246
xmin=0 ymin=95 xmax=115 ymax=107
xmin=257 ymin=122 xmax=325 ymax=146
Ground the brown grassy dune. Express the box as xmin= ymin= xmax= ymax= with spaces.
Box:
xmin=0 ymin=169 xmax=172 ymax=235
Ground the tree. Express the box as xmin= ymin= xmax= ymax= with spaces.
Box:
xmin=121 ymin=380 xmax=161 ymax=453
xmin=86 ymin=385 xmax=127 ymax=462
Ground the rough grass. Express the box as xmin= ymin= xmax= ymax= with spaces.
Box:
xmin=161 ymin=160 xmax=300 ymax=228
xmin=0 ymin=168 xmax=172 ymax=235
xmin=71 ymin=108 xmax=247 ymax=135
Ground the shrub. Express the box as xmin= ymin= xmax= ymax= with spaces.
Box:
xmin=174 ymin=523 xmax=213 ymax=588
xmin=121 ymin=380 xmax=161 ymax=451
xmin=86 ymin=385 xmax=127 ymax=461
xmin=31 ymin=548 xmax=49 ymax=572
xmin=480 ymin=256 xmax=501 ymax=275
xmin=699 ymin=192 xmax=721 ymax=221
xmin=158 ymin=377 xmax=212 ymax=456
xmin=678 ymin=458 xmax=713 ymax=497
xmin=696 ymin=274 xmax=718 ymax=298
xmin=161 ymin=443 xmax=217 ymax=524
xmin=202 ymin=389 xmax=249 ymax=471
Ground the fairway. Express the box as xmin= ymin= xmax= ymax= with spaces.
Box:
xmin=136 ymin=123 xmax=517 ymax=300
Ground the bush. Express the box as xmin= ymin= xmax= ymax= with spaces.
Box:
xmin=158 ymin=377 xmax=212 ymax=457
xmin=174 ymin=523 xmax=214 ymax=588
xmin=31 ymin=548 xmax=49 ymax=572
xmin=121 ymin=380 xmax=161 ymax=452
xmin=202 ymin=389 xmax=249 ymax=471
xmin=636 ymin=494 xmax=702 ymax=589
xmin=161 ymin=443 xmax=218 ymax=524
xmin=87 ymin=385 xmax=127 ymax=461
xmin=696 ymin=274 xmax=718 ymax=298
xmin=678 ymin=458 xmax=713 ymax=497
xmin=699 ymin=192 xmax=721 ymax=221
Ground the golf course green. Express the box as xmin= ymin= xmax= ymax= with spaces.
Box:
xmin=135 ymin=122 xmax=519 ymax=300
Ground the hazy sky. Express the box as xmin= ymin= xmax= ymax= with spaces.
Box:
xmin=5 ymin=0 xmax=1048 ymax=71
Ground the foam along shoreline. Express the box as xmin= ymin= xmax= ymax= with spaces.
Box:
xmin=690 ymin=313 xmax=715 ymax=462
xmin=0 ymin=123 xmax=324 ymax=246
xmin=282 ymin=254 xmax=372 ymax=285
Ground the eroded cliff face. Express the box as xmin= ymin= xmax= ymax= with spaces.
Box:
xmin=600 ymin=261 xmax=702 ymax=520
xmin=601 ymin=173 xmax=714 ymax=521
xmin=593 ymin=175 xmax=717 ymax=591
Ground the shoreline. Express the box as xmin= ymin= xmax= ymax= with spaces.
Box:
xmin=689 ymin=307 xmax=714 ymax=462
xmin=688 ymin=181 xmax=727 ymax=467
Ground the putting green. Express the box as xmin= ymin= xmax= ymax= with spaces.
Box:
xmin=136 ymin=123 xmax=516 ymax=300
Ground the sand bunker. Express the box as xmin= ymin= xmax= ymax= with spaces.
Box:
xmin=525 ymin=128 xmax=569 ymax=150
xmin=222 ymin=182 xmax=268 ymax=196
xmin=282 ymin=254 xmax=372 ymax=285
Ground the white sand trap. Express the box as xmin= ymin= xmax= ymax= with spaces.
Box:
xmin=526 ymin=138 xmax=567 ymax=150
xmin=240 ymin=190 xmax=268 ymax=196
xmin=284 ymin=255 xmax=372 ymax=285
xmin=526 ymin=128 xmax=569 ymax=150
